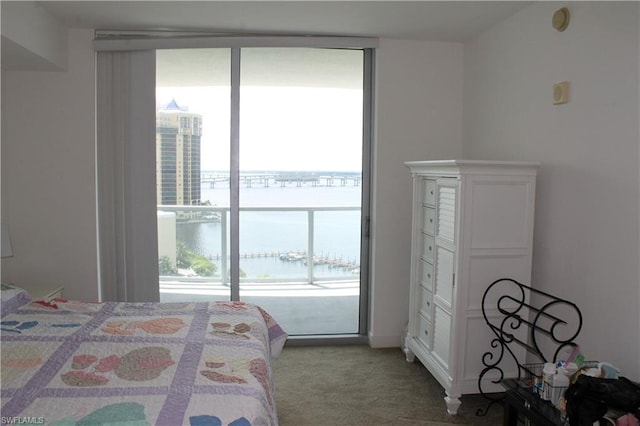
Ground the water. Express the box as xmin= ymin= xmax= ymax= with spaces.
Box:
xmin=175 ymin=182 xmax=363 ymax=280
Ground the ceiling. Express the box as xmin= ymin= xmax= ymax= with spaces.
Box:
xmin=35 ymin=1 xmax=532 ymax=42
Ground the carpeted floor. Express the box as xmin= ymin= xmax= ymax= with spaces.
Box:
xmin=272 ymin=345 xmax=504 ymax=426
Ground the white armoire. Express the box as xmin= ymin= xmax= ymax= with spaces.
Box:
xmin=403 ymin=160 xmax=538 ymax=415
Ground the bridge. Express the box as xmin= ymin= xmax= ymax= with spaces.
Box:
xmin=201 ymin=171 xmax=361 ymax=188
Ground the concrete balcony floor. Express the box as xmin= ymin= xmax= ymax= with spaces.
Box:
xmin=160 ymin=280 xmax=360 ymax=336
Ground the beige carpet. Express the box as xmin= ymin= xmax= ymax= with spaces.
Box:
xmin=272 ymin=345 xmax=504 ymax=426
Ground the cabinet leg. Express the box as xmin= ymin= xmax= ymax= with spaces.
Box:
xmin=403 ymin=345 xmax=415 ymax=362
xmin=444 ymin=394 xmax=461 ymax=415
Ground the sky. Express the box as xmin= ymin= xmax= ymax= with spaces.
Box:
xmin=156 ymin=85 xmax=364 ymax=172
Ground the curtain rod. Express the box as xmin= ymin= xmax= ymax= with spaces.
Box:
xmin=93 ymin=32 xmax=379 ymax=51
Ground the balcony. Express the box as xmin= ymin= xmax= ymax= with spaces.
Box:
xmin=157 ymin=205 xmax=362 ymax=336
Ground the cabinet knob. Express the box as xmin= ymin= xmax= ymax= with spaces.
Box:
xmin=424 ymin=330 xmax=429 ymax=336
xmin=429 ymin=218 xmax=433 ymax=223
xmin=427 ymin=273 xmax=431 ymax=279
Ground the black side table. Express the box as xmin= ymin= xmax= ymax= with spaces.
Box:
xmin=502 ymin=379 xmax=565 ymax=426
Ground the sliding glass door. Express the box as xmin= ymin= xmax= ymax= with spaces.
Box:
xmin=237 ymin=48 xmax=365 ymax=334
xmin=155 ymin=47 xmax=371 ymax=336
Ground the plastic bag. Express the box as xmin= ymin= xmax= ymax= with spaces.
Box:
xmin=565 ymin=375 xmax=640 ymax=426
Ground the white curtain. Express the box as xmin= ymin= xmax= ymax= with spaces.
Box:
xmin=96 ymin=50 xmax=159 ymax=302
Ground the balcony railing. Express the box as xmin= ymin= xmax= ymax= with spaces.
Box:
xmin=157 ymin=205 xmax=361 ymax=286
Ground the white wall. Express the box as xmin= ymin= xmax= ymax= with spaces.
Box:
xmin=369 ymin=39 xmax=463 ymax=347
xmin=1 ymin=1 xmax=68 ymax=71
xmin=464 ymin=2 xmax=640 ymax=378
xmin=1 ymin=29 xmax=99 ymax=301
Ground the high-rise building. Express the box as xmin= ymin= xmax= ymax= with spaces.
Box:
xmin=156 ymin=99 xmax=201 ymax=206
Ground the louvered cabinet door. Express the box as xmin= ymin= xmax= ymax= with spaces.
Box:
xmin=431 ymin=178 xmax=458 ymax=371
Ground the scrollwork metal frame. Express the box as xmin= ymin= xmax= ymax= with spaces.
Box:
xmin=476 ymin=278 xmax=583 ymax=416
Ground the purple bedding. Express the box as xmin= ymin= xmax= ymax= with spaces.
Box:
xmin=1 ymin=285 xmax=287 ymax=425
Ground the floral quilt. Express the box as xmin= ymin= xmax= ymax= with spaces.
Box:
xmin=0 ymin=285 xmax=287 ymax=426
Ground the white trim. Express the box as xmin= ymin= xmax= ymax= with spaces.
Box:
xmin=94 ymin=35 xmax=379 ymax=51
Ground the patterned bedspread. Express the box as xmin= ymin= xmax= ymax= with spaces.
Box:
xmin=0 ymin=284 xmax=288 ymax=425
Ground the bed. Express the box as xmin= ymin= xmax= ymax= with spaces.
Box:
xmin=0 ymin=284 xmax=288 ymax=425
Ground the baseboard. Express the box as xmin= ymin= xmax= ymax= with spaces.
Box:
xmin=284 ymin=335 xmax=369 ymax=346
xmin=368 ymin=332 xmax=402 ymax=348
